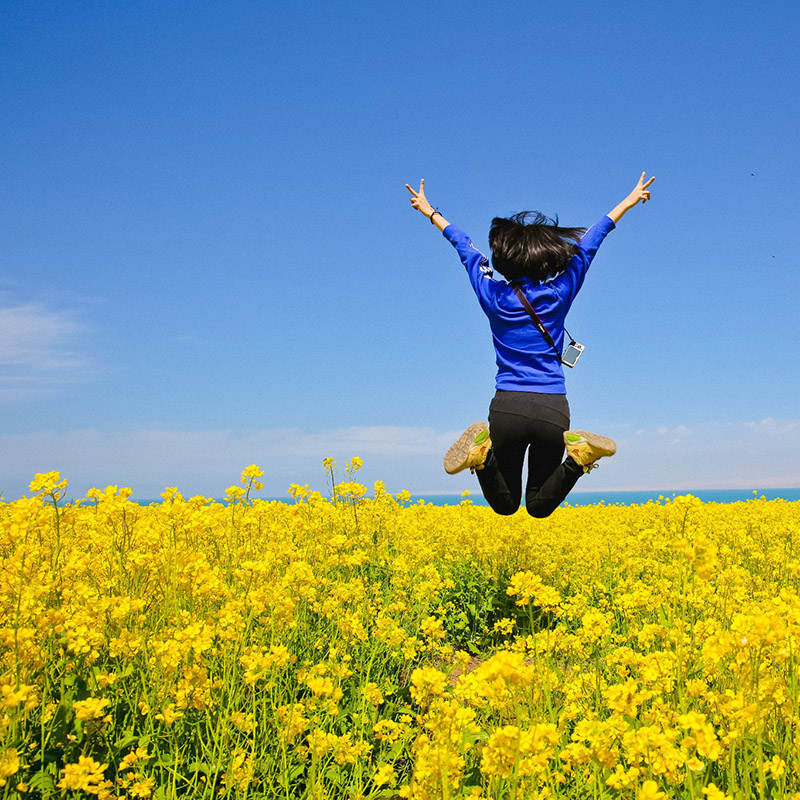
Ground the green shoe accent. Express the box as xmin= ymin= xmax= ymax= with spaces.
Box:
xmin=563 ymin=429 xmax=617 ymax=469
xmin=444 ymin=422 xmax=491 ymax=475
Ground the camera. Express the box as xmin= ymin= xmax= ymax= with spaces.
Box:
xmin=561 ymin=341 xmax=585 ymax=368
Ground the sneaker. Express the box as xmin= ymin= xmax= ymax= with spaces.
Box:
xmin=444 ymin=422 xmax=492 ymax=475
xmin=563 ymin=430 xmax=617 ymax=472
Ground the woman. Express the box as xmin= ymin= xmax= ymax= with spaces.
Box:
xmin=405 ymin=173 xmax=655 ymax=517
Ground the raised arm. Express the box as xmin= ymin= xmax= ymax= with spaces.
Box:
xmin=607 ymin=172 xmax=656 ymax=224
xmin=405 ymin=179 xmax=451 ymax=232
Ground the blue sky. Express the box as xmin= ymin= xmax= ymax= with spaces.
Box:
xmin=1 ymin=0 xmax=798 ymax=499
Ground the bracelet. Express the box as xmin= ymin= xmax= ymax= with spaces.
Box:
xmin=429 ymin=209 xmax=442 ymax=224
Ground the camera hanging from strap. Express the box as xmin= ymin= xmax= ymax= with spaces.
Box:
xmin=511 ymin=285 xmax=577 ymax=362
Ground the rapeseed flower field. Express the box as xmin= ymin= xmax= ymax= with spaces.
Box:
xmin=2 ymin=461 xmax=800 ymax=799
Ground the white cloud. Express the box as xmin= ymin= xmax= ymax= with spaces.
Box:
xmin=2 ymin=419 xmax=799 ymax=502
xmin=584 ymin=419 xmax=800 ymax=491
xmin=652 ymin=424 xmax=691 ymax=444
xmin=744 ymin=417 xmax=800 ymax=435
xmin=0 ymin=303 xmax=88 ymax=398
xmin=0 ymin=425 xmax=462 ymax=500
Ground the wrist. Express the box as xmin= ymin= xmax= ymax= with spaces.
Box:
xmin=428 ymin=209 xmax=444 ymax=225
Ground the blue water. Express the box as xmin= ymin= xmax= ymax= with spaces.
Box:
xmin=410 ymin=488 xmax=800 ymax=507
xmin=135 ymin=488 xmax=800 ymax=507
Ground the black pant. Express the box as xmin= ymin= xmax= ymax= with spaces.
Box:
xmin=475 ymin=391 xmax=584 ymax=518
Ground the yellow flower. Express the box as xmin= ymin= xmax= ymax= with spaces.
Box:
xmin=703 ymin=783 xmax=733 ymax=800
xmin=604 ymin=678 xmax=651 ymax=717
xmin=506 ymin=571 xmax=561 ymax=608
xmin=129 ymin=776 xmax=155 ymax=797
xmin=119 ymin=747 xmax=151 ymax=771
xmin=373 ymin=763 xmax=395 ymax=786
xmin=482 ymin=724 xmax=559 ymax=778
xmin=493 ymin=617 xmax=515 ymax=635
xmin=410 ymin=666 xmax=447 ymax=708
xmin=334 ymin=481 xmax=367 ymax=500
xmin=1 ymin=682 xmax=38 ymax=711
xmin=225 ymin=485 xmax=245 ymax=501
xmin=240 ymin=464 xmax=264 ymax=491
xmin=276 ymin=703 xmax=309 ymax=741
xmin=29 ymin=471 xmax=68 ymax=498
xmin=361 ymin=682 xmax=384 ymax=706
xmin=0 ymin=749 xmax=20 ymax=788
xmin=639 ymin=780 xmax=667 ymax=800
xmin=74 ymin=697 xmax=110 ymax=721
xmin=606 ymin=764 xmax=639 ymax=789
xmin=374 ymin=719 xmax=402 ymax=743
xmin=766 ymin=755 xmax=786 ymax=778
xmin=306 ymin=675 xmax=334 ymax=697
xmin=155 ymin=703 xmax=183 ymax=725
xmin=420 ymin=615 xmax=446 ymax=642
xmin=57 ymin=756 xmax=108 ymax=793
xmin=6 ymin=464 xmax=800 ymax=799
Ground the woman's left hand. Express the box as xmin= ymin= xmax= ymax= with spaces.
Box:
xmin=405 ymin=179 xmax=435 ymax=217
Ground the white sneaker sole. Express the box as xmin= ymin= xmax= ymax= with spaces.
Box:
xmin=444 ymin=422 xmax=489 ymax=475
xmin=564 ymin=430 xmax=617 ymax=466
xmin=564 ymin=430 xmax=617 ymax=454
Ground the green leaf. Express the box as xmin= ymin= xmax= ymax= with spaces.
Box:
xmin=388 ymin=740 xmax=406 ymax=759
xmin=324 ymin=764 xmax=343 ymax=785
xmin=28 ymin=768 xmax=57 ymax=793
xmin=288 ymin=763 xmax=306 ymax=780
xmin=463 ymin=728 xmax=488 ymax=746
xmin=115 ymin=730 xmax=138 ymax=750
xmin=153 ymin=785 xmax=170 ymax=800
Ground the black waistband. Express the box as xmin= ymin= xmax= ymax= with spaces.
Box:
xmin=489 ymin=390 xmax=570 ymax=427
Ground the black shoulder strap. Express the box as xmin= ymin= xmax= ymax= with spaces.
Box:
xmin=511 ymin=285 xmax=560 ymax=357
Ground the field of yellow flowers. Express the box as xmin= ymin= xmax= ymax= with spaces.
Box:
xmin=2 ymin=461 xmax=800 ymax=800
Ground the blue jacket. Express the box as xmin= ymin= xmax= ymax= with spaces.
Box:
xmin=443 ymin=215 xmax=615 ymax=393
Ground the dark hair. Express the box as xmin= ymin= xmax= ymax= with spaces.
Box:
xmin=488 ymin=211 xmax=586 ymax=283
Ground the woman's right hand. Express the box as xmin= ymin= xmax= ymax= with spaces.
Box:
xmin=607 ymin=172 xmax=656 ymax=224
xmin=625 ymin=172 xmax=656 ymax=207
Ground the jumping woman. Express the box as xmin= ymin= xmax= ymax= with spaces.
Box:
xmin=405 ymin=173 xmax=655 ymax=517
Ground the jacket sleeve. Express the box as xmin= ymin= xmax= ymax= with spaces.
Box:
xmin=550 ymin=215 xmax=616 ymax=308
xmin=442 ymin=224 xmax=497 ymax=309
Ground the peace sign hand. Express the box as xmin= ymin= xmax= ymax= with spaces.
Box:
xmin=405 ymin=178 xmax=435 ymax=218
xmin=607 ymin=171 xmax=656 ymax=223
xmin=628 ymin=172 xmax=656 ymax=206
